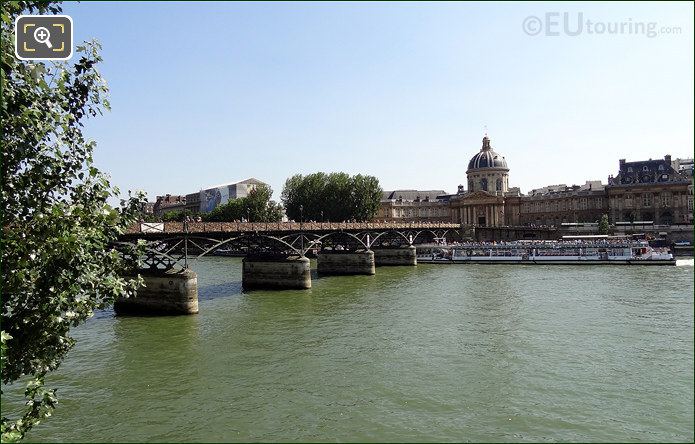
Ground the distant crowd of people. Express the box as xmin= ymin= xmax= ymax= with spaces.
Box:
xmin=433 ymin=239 xmax=644 ymax=249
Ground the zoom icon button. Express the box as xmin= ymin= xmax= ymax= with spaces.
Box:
xmin=15 ymin=15 xmax=73 ymax=61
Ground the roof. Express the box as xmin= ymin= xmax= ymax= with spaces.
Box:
xmin=467 ymin=136 xmax=508 ymax=171
xmin=198 ymin=177 xmax=267 ymax=192
xmin=382 ymin=189 xmax=448 ymax=202
xmin=609 ymin=155 xmax=691 ymax=186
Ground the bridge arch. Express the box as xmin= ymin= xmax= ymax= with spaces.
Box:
xmin=313 ymin=231 xmax=370 ymax=252
xmin=367 ymin=230 xmax=413 ymax=248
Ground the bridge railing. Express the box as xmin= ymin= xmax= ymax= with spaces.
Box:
xmin=126 ymin=221 xmax=461 ymax=234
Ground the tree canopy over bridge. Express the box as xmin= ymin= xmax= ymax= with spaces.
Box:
xmin=281 ymin=172 xmax=382 ymax=222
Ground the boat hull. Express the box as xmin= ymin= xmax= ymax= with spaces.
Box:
xmin=417 ymin=257 xmax=676 ymax=266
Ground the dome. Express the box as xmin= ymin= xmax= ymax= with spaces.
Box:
xmin=467 ymin=136 xmax=508 ymax=171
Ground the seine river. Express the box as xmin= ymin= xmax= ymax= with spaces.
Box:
xmin=3 ymin=258 xmax=693 ymax=442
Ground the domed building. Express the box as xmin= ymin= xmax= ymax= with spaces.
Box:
xmin=449 ymin=136 xmax=521 ymax=226
xmin=466 ymin=136 xmax=509 ymax=194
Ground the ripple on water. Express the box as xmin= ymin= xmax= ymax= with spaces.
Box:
xmin=2 ymin=257 xmax=692 ymax=442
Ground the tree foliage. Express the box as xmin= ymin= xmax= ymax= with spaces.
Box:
xmin=161 ymin=209 xmax=195 ymax=222
xmin=598 ymin=214 xmax=610 ymax=234
xmin=1 ymin=1 xmax=144 ymax=440
xmin=202 ymin=184 xmax=283 ymax=222
xmin=281 ymin=172 xmax=382 ymax=222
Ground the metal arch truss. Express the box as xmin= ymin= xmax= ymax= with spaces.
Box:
xmin=116 ymin=228 xmax=460 ymax=272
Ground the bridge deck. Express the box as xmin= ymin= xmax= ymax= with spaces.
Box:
xmin=127 ymin=221 xmax=462 ymax=236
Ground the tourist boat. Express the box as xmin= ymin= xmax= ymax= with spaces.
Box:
xmin=416 ymin=240 xmax=676 ymax=265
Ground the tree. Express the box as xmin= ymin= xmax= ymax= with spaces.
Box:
xmin=162 ymin=209 xmax=195 ymax=222
xmin=281 ymin=172 xmax=382 ymax=222
xmin=598 ymin=214 xmax=610 ymax=234
xmin=1 ymin=2 xmax=144 ymax=441
xmin=244 ymin=184 xmax=283 ymax=222
xmin=349 ymin=174 xmax=382 ymax=222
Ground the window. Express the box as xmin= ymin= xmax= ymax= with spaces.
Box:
xmin=480 ymin=178 xmax=488 ymax=191
xmin=661 ymin=193 xmax=671 ymax=207
xmin=643 ymin=166 xmax=649 ymax=172
xmin=627 ymin=167 xmax=633 ymax=173
xmin=658 ymin=164 xmax=664 ymax=171
xmin=580 ymin=198 xmax=587 ymax=210
xmin=643 ymin=193 xmax=652 ymax=207
xmin=625 ymin=194 xmax=633 ymax=208
xmin=496 ymin=178 xmax=503 ymax=191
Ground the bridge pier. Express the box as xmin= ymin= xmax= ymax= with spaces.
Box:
xmin=242 ymin=256 xmax=311 ymax=290
xmin=373 ymin=246 xmax=417 ymax=266
xmin=115 ymin=268 xmax=199 ymax=315
xmin=317 ymin=250 xmax=376 ymax=275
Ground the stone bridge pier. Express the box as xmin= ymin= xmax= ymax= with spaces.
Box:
xmin=242 ymin=255 xmax=312 ymax=290
xmin=373 ymin=246 xmax=417 ymax=266
xmin=317 ymin=250 xmax=376 ymax=275
xmin=115 ymin=268 xmax=199 ymax=315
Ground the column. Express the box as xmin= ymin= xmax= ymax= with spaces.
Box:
xmin=373 ymin=246 xmax=417 ymax=266
xmin=317 ymin=251 xmax=375 ymax=275
xmin=115 ymin=268 xmax=198 ymax=315
xmin=242 ymin=256 xmax=311 ymax=290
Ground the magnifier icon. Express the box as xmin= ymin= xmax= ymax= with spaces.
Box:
xmin=33 ymin=26 xmax=52 ymax=48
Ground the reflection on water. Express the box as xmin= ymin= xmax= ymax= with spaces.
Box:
xmin=2 ymin=257 xmax=692 ymax=442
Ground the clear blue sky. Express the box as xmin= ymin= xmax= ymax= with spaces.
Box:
xmin=61 ymin=1 xmax=693 ymax=201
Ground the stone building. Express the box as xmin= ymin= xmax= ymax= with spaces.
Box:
xmin=184 ymin=192 xmax=200 ymax=214
xmin=153 ymin=194 xmax=186 ymax=216
xmin=444 ymin=136 xmax=693 ymax=228
xmin=518 ymin=181 xmax=607 ymax=226
xmin=606 ymin=155 xmax=692 ymax=225
xmin=449 ymin=136 xmax=521 ymax=226
xmin=377 ymin=190 xmax=450 ymax=221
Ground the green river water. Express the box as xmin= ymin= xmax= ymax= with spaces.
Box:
xmin=3 ymin=258 xmax=693 ymax=442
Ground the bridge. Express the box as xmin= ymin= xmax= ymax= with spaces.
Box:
xmin=120 ymin=221 xmax=465 ymax=267
xmin=114 ymin=222 xmax=467 ymax=315
xmin=115 ymin=221 xmax=557 ymax=316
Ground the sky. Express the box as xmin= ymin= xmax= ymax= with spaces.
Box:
xmin=59 ymin=1 xmax=694 ymax=201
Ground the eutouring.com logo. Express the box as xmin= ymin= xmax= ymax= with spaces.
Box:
xmin=522 ymin=12 xmax=682 ymax=38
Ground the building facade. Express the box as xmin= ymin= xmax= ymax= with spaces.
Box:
xmin=606 ymin=156 xmax=692 ymax=225
xmin=153 ymin=194 xmax=187 ymax=216
xmin=378 ymin=190 xmax=450 ymax=221
xmin=411 ymin=135 xmax=693 ymax=228
xmin=517 ymin=181 xmax=607 ymax=226
xmin=449 ymin=136 xmax=521 ymax=226
xmin=185 ymin=178 xmax=268 ymax=214
xmin=150 ymin=178 xmax=270 ymax=216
